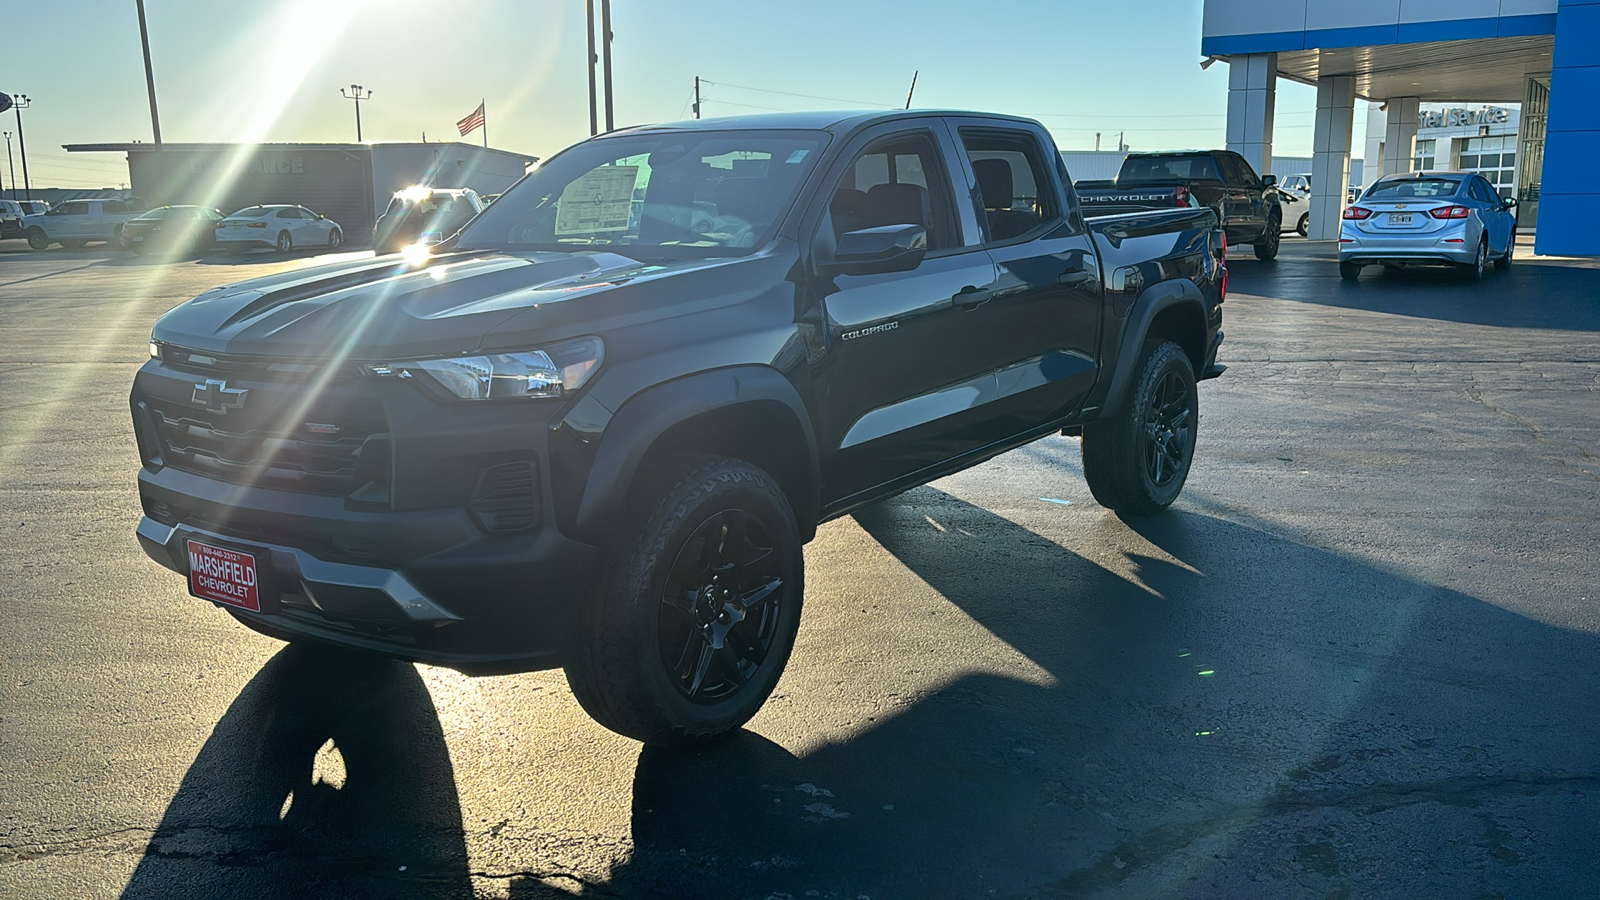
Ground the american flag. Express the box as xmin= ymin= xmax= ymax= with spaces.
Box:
xmin=457 ymin=102 xmax=485 ymax=137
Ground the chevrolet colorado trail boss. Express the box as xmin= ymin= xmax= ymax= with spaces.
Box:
xmin=1076 ymin=149 xmax=1282 ymax=260
xmin=132 ymin=111 xmax=1226 ymax=747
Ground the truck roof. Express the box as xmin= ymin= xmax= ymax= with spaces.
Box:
xmin=616 ymin=109 xmax=1044 ymax=136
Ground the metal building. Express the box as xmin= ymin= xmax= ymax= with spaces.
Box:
xmin=62 ymin=141 xmax=536 ymax=244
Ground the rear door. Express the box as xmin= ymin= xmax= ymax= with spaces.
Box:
xmin=1472 ymin=177 xmax=1514 ymax=255
xmin=803 ymin=120 xmax=1002 ymax=503
xmin=948 ymin=118 xmax=1102 ymax=428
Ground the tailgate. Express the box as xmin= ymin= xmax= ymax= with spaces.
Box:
xmin=1076 ymin=185 xmax=1187 ymax=217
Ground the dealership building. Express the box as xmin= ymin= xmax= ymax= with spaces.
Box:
xmin=62 ymin=141 xmax=535 ymax=242
xmin=1203 ymin=0 xmax=1598 ymax=255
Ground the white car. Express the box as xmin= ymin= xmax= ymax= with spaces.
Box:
xmin=1275 ymin=175 xmax=1312 ymax=236
xmin=216 ymin=204 xmax=344 ymax=253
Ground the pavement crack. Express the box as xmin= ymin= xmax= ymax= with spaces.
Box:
xmin=1465 ymin=386 xmax=1600 ymax=480
xmin=0 ymin=826 xmax=156 ymax=863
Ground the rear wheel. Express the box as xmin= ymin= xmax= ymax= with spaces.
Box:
xmin=26 ymin=228 xmax=50 ymax=250
xmin=276 ymin=231 xmax=293 ymax=253
xmin=1461 ymin=238 xmax=1488 ymax=281
xmin=1252 ymin=216 xmax=1281 ymax=260
xmin=1339 ymin=261 xmax=1363 ymax=281
xmin=565 ymin=454 xmax=804 ymax=747
xmin=1081 ymin=341 xmax=1198 ymax=516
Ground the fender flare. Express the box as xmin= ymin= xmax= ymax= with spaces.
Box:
xmin=1098 ymin=279 xmax=1208 ymax=417
xmin=573 ymin=366 xmax=821 ymax=543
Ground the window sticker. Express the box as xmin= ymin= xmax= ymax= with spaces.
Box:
xmin=555 ymin=166 xmax=639 ymax=235
xmin=786 ymin=149 xmax=810 ymax=164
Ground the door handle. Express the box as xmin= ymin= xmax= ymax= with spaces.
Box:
xmin=952 ymin=285 xmax=992 ymax=309
xmin=1058 ymin=269 xmax=1093 ymax=288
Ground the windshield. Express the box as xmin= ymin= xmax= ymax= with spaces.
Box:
xmin=1119 ymin=155 xmax=1222 ymax=184
xmin=457 ymin=129 xmax=827 ymax=258
xmin=1364 ymin=178 xmax=1463 ymax=199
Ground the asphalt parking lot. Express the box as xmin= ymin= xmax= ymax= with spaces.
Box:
xmin=1 ymin=236 xmax=1597 ymax=899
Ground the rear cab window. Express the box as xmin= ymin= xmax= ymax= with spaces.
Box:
xmin=1119 ymin=154 xmax=1223 ymax=184
xmin=958 ymin=128 xmax=1064 ymax=244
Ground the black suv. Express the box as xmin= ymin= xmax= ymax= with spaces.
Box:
xmin=132 ymin=110 xmax=1226 ymax=746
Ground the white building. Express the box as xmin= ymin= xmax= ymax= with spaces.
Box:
xmin=1364 ymin=103 xmax=1522 ymax=198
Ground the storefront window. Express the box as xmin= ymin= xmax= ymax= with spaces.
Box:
xmin=1459 ymin=136 xmax=1516 ymax=198
xmin=1413 ymin=139 xmax=1435 ymax=172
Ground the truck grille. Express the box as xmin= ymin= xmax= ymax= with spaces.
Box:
xmin=147 ymin=398 xmax=387 ymax=497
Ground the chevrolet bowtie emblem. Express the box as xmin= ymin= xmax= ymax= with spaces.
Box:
xmin=192 ymin=379 xmax=248 ymax=413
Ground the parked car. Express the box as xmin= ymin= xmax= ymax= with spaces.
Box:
xmin=372 ymin=187 xmax=483 ymax=254
xmin=1279 ymin=174 xmax=1311 ymax=195
xmin=122 ymin=206 xmax=226 ymax=256
xmin=1076 ymin=149 xmax=1283 ymax=259
xmin=1339 ymin=172 xmax=1516 ymax=281
xmin=132 ymin=110 xmax=1227 ymax=747
xmin=1276 ymin=182 xmax=1311 ymax=236
xmin=0 ymin=199 xmax=25 ymax=238
xmin=216 ymin=204 xmax=344 ymax=253
xmin=23 ymin=198 xmax=141 ymax=250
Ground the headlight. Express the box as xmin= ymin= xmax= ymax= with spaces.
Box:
xmin=365 ymin=336 xmax=603 ymax=401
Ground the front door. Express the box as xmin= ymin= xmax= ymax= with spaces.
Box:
xmin=805 ymin=124 xmax=1001 ymax=505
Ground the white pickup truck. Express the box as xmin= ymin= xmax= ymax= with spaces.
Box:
xmin=23 ymin=199 xmax=142 ymax=250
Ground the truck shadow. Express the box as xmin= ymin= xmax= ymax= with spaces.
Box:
xmin=119 ymin=644 xmax=469 ymax=900
xmin=555 ymin=487 xmax=1600 ymax=899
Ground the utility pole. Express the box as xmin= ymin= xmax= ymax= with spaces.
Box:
xmin=600 ymin=0 xmax=615 ymax=132
xmin=693 ymin=76 xmax=701 ymax=119
xmin=904 ymin=70 xmax=918 ymax=109
xmin=12 ymin=95 xmax=31 ymax=202
xmin=585 ymin=0 xmax=598 ymax=135
xmin=135 ymin=0 xmax=163 ymax=144
xmin=340 ymin=84 xmax=372 ymax=142
xmin=2 ymin=132 xmax=13 ymax=201
xmin=1095 ymin=132 xmax=1101 ymax=152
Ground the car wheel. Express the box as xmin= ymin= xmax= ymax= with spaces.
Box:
xmin=1296 ymin=212 xmax=1309 ymax=237
xmin=1252 ymin=217 xmax=1281 ymax=260
xmin=113 ymin=224 xmax=128 ymax=249
xmin=1494 ymin=231 xmax=1514 ymax=271
xmin=1081 ymin=340 xmax=1198 ymax=517
xmin=1462 ymin=238 xmax=1488 ymax=282
xmin=26 ymin=227 xmax=51 ymax=251
xmin=565 ymin=454 xmax=805 ymax=748
xmin=276 ymin=231 xmax=293 ymax=253
xmin=328 ymin=228 xmax=343 ymax=249
xmin=1340 ymin=261 xmax=1363 ymax=281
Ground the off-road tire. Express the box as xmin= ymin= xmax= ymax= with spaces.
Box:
xmin=565 ymin=454 xmax=804 ymax=748
xmin=1253 ymin=215 xmax=1281 ymax=260
xmin=1081 ymin=341 xmax=1198 ymax=517
xmin=25 ymin=228 xmax=50 ymax=251
xmin=1340 ymin=261 xmax=1363 ymax=281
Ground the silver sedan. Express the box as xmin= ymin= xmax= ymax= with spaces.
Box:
xmin=1338 ymin=173 xmax=1517 ymax=281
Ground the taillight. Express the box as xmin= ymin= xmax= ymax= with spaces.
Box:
xmin=1219 ymin=231 xmax=1227 ymax=261
xmin=247 ymin=222 xmax=268 ymax=229
xmin=1429 ymin=206 xmax=1470 ymax=219
xmin=1343 ymin=206 xmax=1373 ymax=220
xmin=1175 ymin=185 xmax=1190 ymax=208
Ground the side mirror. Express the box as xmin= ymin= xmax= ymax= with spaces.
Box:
xmin=1261 ymin=174 xmax=1278 ymax=187
xmin=316 ymin=213 xmax=326 ymax=220
xmin=1502 ymin=197 xmax=1519 ymax=209
xmin=826 ymin=225 xmax=928 ymax=276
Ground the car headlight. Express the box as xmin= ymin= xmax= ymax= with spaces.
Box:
xmin=364 ymin=336 xmax=603 ymax=400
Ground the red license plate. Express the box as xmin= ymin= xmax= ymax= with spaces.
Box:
xmin=187 ymin=540 xmax=263 ymax=612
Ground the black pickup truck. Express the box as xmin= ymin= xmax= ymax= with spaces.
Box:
xmin=131 ymin=110 xmax=1226 ymax=746
xmin=1077 ymin=149 xmax=1282 ymax=260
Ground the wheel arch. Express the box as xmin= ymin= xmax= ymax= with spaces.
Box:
xmin=573 ymin=367 xmax=821 ymax=545
xmin=1097 ymin=280 xmax=1208 ymax=418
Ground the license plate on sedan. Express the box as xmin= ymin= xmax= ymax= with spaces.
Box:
xmin=187 ymin=539 xmax=266 ymax=612
xmin=1387 ymin=213 xmax=1414 ymax=225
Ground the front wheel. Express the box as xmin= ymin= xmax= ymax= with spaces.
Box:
xmin=565 ymin=454 xmax=805 ymax=747
xmin=26 ymin=228 xmax=50 ymax=251
xmin=1494 ymin=230 xmax=1514 ymax=271
xmin=1253 ymin=217 xmax=1281 ymax=260
xmin=1081 ymin=341 xmax=1198 ymax=517
xmin=328 ymin=228 xmax=343 ymax=249
xmin=1296 ymin=212 xmax=1309 ymax=237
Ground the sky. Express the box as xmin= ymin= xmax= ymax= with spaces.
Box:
xmin=0 ymin=0 xmax=1365 ymax=190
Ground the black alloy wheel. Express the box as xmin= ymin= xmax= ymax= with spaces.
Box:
xmin=657 ymin=509 xmax=786 ymax=704
xmin=1143 ymin=369 xmax=1193 ymax=490
xmin=1253 ymin=216 xmax=1281 ymax=260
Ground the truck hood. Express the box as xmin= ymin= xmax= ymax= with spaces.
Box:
xmin=150 ymin=250 xmax=735 ymax=360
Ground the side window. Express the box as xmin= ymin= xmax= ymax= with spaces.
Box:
xmin=60 ymin=201 xmax=89 ymax=216
xmin=959 ymin=128 xmax=1062 ymax=243
xmin=102 ymin=200 xmax=127 ymax=214
xmin=1219 ymin=154 xmax=1256 ymax=186
xmin=277 ymin=208 xmax=299 ymax=219
xmin=822 ymin=131 xmax=956 ymax=251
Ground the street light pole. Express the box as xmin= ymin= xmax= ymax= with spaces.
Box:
xmin=135 ymin=0 xmax=163 ymax=144
xmin=600 ymin=0 xmax=615 ymax=132
xmin=2 ymin=133 xmax=13 ymax=201
xmin=340 ymin=84 xmax=372 ymax=142
xmin=12 ymin=95 xmax=32 ymax=203
xmin=585 ymin=0 xmax=598 ymax=136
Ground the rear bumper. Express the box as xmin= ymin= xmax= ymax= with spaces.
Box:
xmin=1339 ymin=225 xmax=1476 ymax=265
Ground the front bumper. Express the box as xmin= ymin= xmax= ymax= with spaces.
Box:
xmin=1339 ymin=225 xmax=1476 ymax=265
xmin=131 ymin=355 xmax=601 ymax=673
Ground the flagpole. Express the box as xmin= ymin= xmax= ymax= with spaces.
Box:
xmin=482 ymin=98 xmax=487 ymax=148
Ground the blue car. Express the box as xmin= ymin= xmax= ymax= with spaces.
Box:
xmin=1338 ymin=172 xmax=1517 ymax=281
